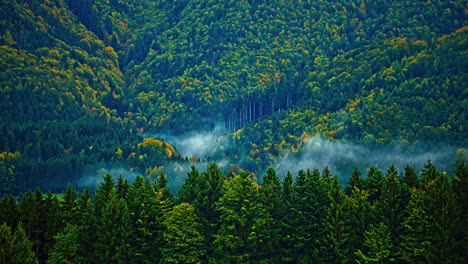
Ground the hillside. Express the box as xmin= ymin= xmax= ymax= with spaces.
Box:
xmin=0 ymin=0 xmax=467 ymax=192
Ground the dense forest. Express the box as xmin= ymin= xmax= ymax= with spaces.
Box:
xmin=1 ymin=161 xmax=466 ymax=263
xmin=0 ymin=0 xmax=466 ymax=193
xmin=0 ymin=0 xmax=467 ymax=261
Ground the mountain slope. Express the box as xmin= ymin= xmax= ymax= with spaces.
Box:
xmin=0 ymin=0 xmax=466 ymax=191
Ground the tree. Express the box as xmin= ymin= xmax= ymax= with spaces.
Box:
xmin=0 ymin=223 xmax=38 ymax=264
xmin=366 ymin=167 xmax=384 ymax=202
xmin=289 ymin=169 xmax=329 ymax=263
xmin=214 ymin=171 xmax=266 ymax=263
xmin=0 ymin=194 xmax=19 ymax=228
xmin=0 ymin=152 xmax=21 ymax=196
xmin=128 ymin=175 xmax=165 ymax=263
xmin=322 ymin=175 xmax=350 ymax=264
xmin=181 ymin=163 xmax=225 ymax=252
xmin=345 ymin=168 xmax=364 ymax=197
xmin=402 ymin=164 xmax=419 ymax=189
xmin=258 ymin=167 xmax=284 ymax=262
xmin=60 ymin=184 xmax=77 ymax=225
xmin=355 ymin=222 xmax=394 ymax=264
xmin=46 ymin=224 xmax=80 ymax=264
xmin=162 ymin=203 xmax=205 ymax=264
xmin=177 ymin=165 xmax=200 ymax=204
xmin=346 ymin=187 xmax=375 ymax=259
xmin=401 ymin=164 xmax=463 ymax=263
xmin=378 ymin=166 xmax=408 ymax=253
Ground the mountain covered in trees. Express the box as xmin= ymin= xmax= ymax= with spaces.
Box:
xmin=0 ymin=0 xmax=467 ymax=191
xmin=0 ymin=0 xmax=467 ymax=263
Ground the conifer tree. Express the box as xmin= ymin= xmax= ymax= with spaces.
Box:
xmin=401 ymin=163 xmax=463 ymax=263
xmin=46 ymin=224 xmax=80 ymax=264
xmin=322 ymin=175 xmax=350 ymax=264
xmin=378 ymin=166 xmax=408 ymax=256
xmin=355 ymin=222 xmax=394 ymax=264
xmin=258 ymin=167 xmax=283 ymax=263
xmin=366 ymin=167 xmax=384 ymax=202
xmin=60 ymin=184 xmax=77 ymax=225
xmin=162 ymin=203 xmax=205 ymax=264
xmin=402 ymin=164 xmax=419 ymax=189
xmin=214 ymin=171 xmax=266 ymax=263
xmin=0 ymin=223 xmax=38 ymax=264
xmin=128 ymin=176 xmax=165 ymax=263
xmin=346 ymin=187 xmax=375 ymax=260
xmin=0 ymin=194 xmax=19 ymax=228
xmin=345 ymin=168 xmax=364 ymax=196
xmin=289 ymin=169 xmax=329 ymax=263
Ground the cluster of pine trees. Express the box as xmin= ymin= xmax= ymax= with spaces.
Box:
xmin=1 ymin=161 xmax=466 ymax=263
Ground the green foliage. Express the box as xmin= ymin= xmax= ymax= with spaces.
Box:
xmin=162 ymin=203 xmax=205 ymax=264
xmin=0 ymin=223 xmax=38 ymax=264
xmin=0 ymin=162 xmax=466 ymax=263
xmin=355 ymin=222 xmax=394 ymax=264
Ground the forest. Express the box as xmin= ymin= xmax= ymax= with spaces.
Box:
xmin=1 ymin=161 xmax=466 ymax=263
xmin=0 ymin=0 xmax=467 ymax=262
xmin=0 ymin=0 xmax=467 ymax=194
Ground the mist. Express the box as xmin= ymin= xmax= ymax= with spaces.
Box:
xmin=77 ymin=167 xmax=140 ymax=190
xmin=275 ymin=135 xmax=462 ymax=182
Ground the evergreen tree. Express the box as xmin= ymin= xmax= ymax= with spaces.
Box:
xmin=177 ymin=165 xmax=200 ymax=204
xmin=116 ymin=176 xmax=131 ymax=200
xmin=355 ymin=222 xmax=394 ymax=264
xmin=322 ymin=175 xmax=350 ymax=264
xmin=258 ymin=167 xmax=283 ymax=263
xmin=289 ymin=169 xmax=329 ymax=263
xmin=46 ymin=224 xmax=80 ymax=264
xmin=401 ymin=164 xmax=463 ymax=263
xmin=0 ymin=194 xmax=19 ymax=228
xmin=345 ymin=168 xmax=364 ymax=197
xmin=60 ymin=184 xmax=77 ymax=225
xmin=162 ymin=203 xmax=205 ymax=264
xmin=214 ymin=171 xmax=266 ymax=263
xmin=378 ymin=166 xmax=408 ymax=257
xmin=452 ymin=161 xmax=467 ymax=260
xmin=402 ymin=164 xmax=419 ymax=189
xmin=0 ymin=223 xmax=38 ymax=264
xmin=93 ymin=174 xmax=115 ymax=214
xmin=183 ymin=163 xmax=225 ymax=253
xmin=366 ymin=167 xmax=384 ymax=202
xmin=96 ymin=189 xmax=134 ymax=264
xmin=128 ymin=176 xmax=165 ymax=263
xmin=346 ymin=187 xmax=375 ymax=260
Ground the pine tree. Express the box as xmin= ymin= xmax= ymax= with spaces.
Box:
xmin=258 ymin=167 xmax=283 ymax=263
xmin=162 ymin=203 xmax=205 ymax=264
xmin=345 ymin=168 xmax=364 ymax=197
xmin=180 ymin=163 xmax=225 ymax=254
xmin=402 ymin=164 xmax=419 ymax=189
xmin=177 ymin=165 xmax=200 ymax=204
xmin=96 ymin=189 xmax=135 ymax=264
xmin=0 ymin=194 xmax=19 ymax=228
xmin=46 ymin=224 xmax=80 ymax=264
xmin=214 ymin=171 xmax=266 ymax=263
xmin=355 ymin=222 xmax=394 ymax=264
xmin=378 ymin=166 xmax=407 ymax=258
xmin=346 ymin=187 xmax=375 ymax=260
xmin=128 ymin=176 xmax=165 ymax=263
xmin=452 ymin=161 xmax=467 ymax=260
xmin=366 ymin=167 xmax=384 ymax=202
xmin=322 ymin=175 xmax=350 ymax=264
xmin=116 ymin=175 xmax=130 ymax=200
xmin=60 ymin=184 xmax=77 ymax=225
xmin=401 ymin=164 xmax=463 ymax=263
xmin=0 ymin=223 xmax=38 ymax=264
xmin=289 ymin=169 xmax=329 ymax=263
